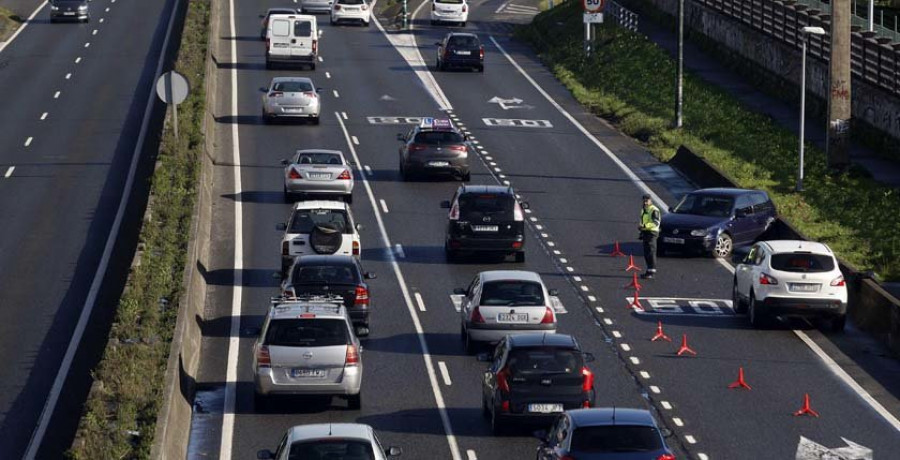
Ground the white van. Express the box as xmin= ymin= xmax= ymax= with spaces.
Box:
xmin=266 ymin=14 xmax=319 ymax=70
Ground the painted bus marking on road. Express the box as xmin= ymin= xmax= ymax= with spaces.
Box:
xmin=626 ymin=297 xmax=736 ymax=316
xmin=482 ymin=118 xmax=553 ymax=128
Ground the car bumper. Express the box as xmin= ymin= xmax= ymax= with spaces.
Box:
xmin=266 ymin=105 xmax=320 ymax=118
xmin=431 ymin=11 xmax=468 ymax=22
xmin=443 ymin=57 xmax=483 ymax=69
xmin=333 ymin=11 xmax=370 ymax=22
xmin=266 ymin=54 xmax=317 ymax=64
xmin=51 ymin=11 xmax=88 ymax=20
xmin=285 ymin=179 xmax=353 ymax=195
xmin=255 ymin=367 xmax=362 ymax=396
xmin=447 ymin=235 xmax=524 ymax=253
xmin=660 ymin=235 xmax=716 ymax=254
xmin=466 ymin=323 xmax=556 ymax=343
xmin=349 ymin=307 xmax=369 ymax=325
xmin=406 ymin=159 xmax=469 ymax=177
xmin=760 ymin=296 xmax=847 ymax=317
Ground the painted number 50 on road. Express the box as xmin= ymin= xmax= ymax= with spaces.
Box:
xmin=582 ymin=0 xmax=605 ymax=13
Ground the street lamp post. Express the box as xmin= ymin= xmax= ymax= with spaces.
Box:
xmin=675 ymin=0 xmax=684 ymax=128
xmin=797 ymin=26 xmax=826 ymax=192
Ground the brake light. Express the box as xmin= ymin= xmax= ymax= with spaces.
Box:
xmin=257 ymin=346 xmax=271 ymax=368
xmin=334 ymin=4 xmax=341 ymax=9
xmin=479 ymin=46 xmax=484 ymax=60
xmin=540 ymin=307 xmax=554 ymax=324
xmin=448 ymin=203 xmax=459 ymax=220
xmin=657 ymin=455 xmax=676 ymax=460
xmin=409 ymin=144 xmax=427 ymax=151
xmin=289 ymin=168 xmax=302 ymax=179
xmin=352 ymin=240 xmax=360 ymax=256
xmin=462 ymin=4 xmax=467 ymax=12
xmin=581 ymin=367 xmax=594 ymax=391
xmin=312 ymin=40 xmax=317 ymax=54
xmin=448 ymin=144 xmax=467 ymax=152
xmin=337 ymin=169 xmax=351 ymax=180
xmin=830 ymin=275 xmax=846 ymax=287
xmin=282 ymin=241 xmax=290 ymax=256
xmin=759 ymin=273 xmax=779 ymax=285
xmin=496 ymin=367 xmax=510 ymax=393
xmin=299 ymin=313 xmax=316 ymax=318
xmin=269 ymin=91 xmax=284 ymax=97
xmin=471 ymin=306 xmax=485 ymax=323
xmin=304 ymin=91 xmax=317 ymax=98
xmin=345 ymin=344 xmax=360 ymax=366
xmin=513 ymin=202 xmax=524 ymax=221
xmin=354 ymin=285 xmax=369 ymax=306
xmin=512 ymin=241 xmax=523 ymax=249
xmin=559 ymin=456 xmax=576 ymax=460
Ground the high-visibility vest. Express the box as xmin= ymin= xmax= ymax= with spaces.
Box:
xmin=640 ymin=204 xmax=661 ymax=234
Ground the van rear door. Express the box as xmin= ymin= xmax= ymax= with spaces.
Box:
xmin=268 ymin=17 xmax=292 ymax=58
xmin=291 ymin=18 xmax=316 ymax=59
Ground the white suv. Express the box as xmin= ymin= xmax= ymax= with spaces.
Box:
xmin=277 ymin=200 xmax=362 ymax=276
xmin=733 ymin=240 xmax=848 ymax=331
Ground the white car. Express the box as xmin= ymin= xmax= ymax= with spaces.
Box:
xmin=430 ymin=0 xmax=468 ymax=26
xmin=277 ymin=200 xmax=362 ymax=276
xmin=282 ymin=149 xmax=355 ymax=203
xmin=265 ymin=14 xmax=318 ymax=70
xmin=331 ymin=0 xmax=370 ymax=26
xmin=261 ymin=77 xmax=321 ymax=124
xmin=733 ymin=240 xmax=848 ymax=331
xmin=455 ymin=270 xmax=560 ymax=354
xmin=257 ymin=424 xmax=402 ymax=460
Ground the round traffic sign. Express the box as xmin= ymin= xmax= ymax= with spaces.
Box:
xmin=582 ymin=0 xmax=605 ymax=13
xmin=156 ymin=70 xmax=190 ymax=105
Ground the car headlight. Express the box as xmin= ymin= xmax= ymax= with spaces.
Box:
xmin=51 ymin=5 xmax=59 ymax=10
xmin=79 ymin=4 xmax=88 ymax=9
xmin=690 ymin=229 xmax=709 ymax=237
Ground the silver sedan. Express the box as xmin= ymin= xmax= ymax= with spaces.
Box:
xmin=282 ymin=149 xmax=355 ymax=203
xmin=261 ymin=77 xmax=321 ymax=124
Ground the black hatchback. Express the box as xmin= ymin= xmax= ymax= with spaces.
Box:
xmin=435 ymin=32 xmax=484 ymax=72
xmin=481 ymin=333 xmax=596 ymax=435
xmin=441 ymin=185 xmax=528 ymax=262
xmin=659 ymin=188 xmax=777 ymax=258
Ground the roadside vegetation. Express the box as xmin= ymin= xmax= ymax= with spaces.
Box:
xmin=0 ymin=7 xmax=23 ymax=42
xmin=68 ymin=0 xmax=210 ymax=457
xmin=517 ymin=1 xmax=900 ymax=281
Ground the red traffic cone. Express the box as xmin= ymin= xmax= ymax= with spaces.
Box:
xmin=610 ymin=240 xmax=625 ymax=257
xmin=728 ymin=367 xmax=752 ymax=390
xmin=793 ymin=393 xmax=819 ymax=417
xmin=625 ymin=271 xmax=643 ymax=291
xmin=627 ymin=290 xmax=644 ymax=311
xmin=625 ymin=253 xmax=641 ymax=272
xmin=651 ymin=321 xmax=671 ymax=342
xmin=676 ymin=334 xmax=696 ymax=356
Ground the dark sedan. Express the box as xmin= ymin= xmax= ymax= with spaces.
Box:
xmin=535 ymin=408 xmax=675 ymax=460
xmin=398 ymin=118 xmax=471 ymax=181
xmin=659 ymin=188 xmax=776 ymax=258
xmin=435 ymin=32 xmax=484 ymax=72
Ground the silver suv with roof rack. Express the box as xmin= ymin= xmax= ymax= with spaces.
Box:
xmin=253 ymin=299 xmax=363 ymax=409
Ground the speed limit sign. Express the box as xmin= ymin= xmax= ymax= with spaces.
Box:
xmin=582 ymin=0 xmax=605 ymax=13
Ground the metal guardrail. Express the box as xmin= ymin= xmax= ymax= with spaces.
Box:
xmin=608 ymin=0 xmax=640 ymax=32
xmin=794 ymin=0 xmax=900 ymax=42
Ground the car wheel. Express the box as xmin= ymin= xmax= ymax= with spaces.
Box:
xmin=445 ymin=244 xmax=458 ymax=263
xmin=283 ymin=186 xmax=294 ymax=204
xmin=431 ymin=20 xmax=437 ymax=25
xmin=514 ymin=251 xmax=525 ymax=263
xmin=657 ymin=244 xmax=667 ymax=257
xmin=461 ymin=21 xmax=467 ymax=27
xmin=331 ymin=18 xmax=336 ymax=25
xmin=478 ymin=65 xmax=484 ymax=73
xmin=713 ymin=233 xmax=733 ymax=258
xmin=265 ymin=60 xmax=273 ymax=70
xmin=344 ymin=193 xmax=353 ymax=205
xmin=482 ymin=394 xmax=490 ymax=418
xmin=732 ymin=278 xmax=747 ymax=313
xmin=310 ymin=62 xmax=316 ymax=71
xmin=347 ymin=393 xmax=362 ymax=410
xmin=460 ymin=171 xmax=471 ymax=182
xmin=399 ymin=161 xmax=409 ymax=181
xmin=830 ymin=314 xmax=847 ymax=333
xmin=311 ymin=116 xmax=320 ymax=125
xmin=490 ymin=402 xmax=507 ymax=436
xmin=464 ymin=329 xmax=476 ymax=355
xmin=749 ymin=292 xmax=767 ymax=329
xmin=365 ymin=20 xmax=370 ymax=27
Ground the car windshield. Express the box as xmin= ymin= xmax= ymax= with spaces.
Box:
xmin=449 ymin=36 xmax=479 ymax=48
xmin=288 ymin=209 xmax=350 ymax=234
xmin=507 ymin=348 xmax=582 ymax=376
xmin=295 ymin=152 xmax=342 ymax=165
xmin=770 ymin=253 xmax=835 ymax=273
xmin=480 ymin=280 xmax=544 ymax=306
xmin=457 ymin=194 xmax=514 ymax=219
xmin=289 ymin=440 xmax=375 ymax=460
xmin=413 ymin=131 xmax=465 ymax=144
xmin=292 ymin=265 xmax=358 ymax=285
xmin=265 ymin=318 xmax=349 ymax=347
xmin=273 ymin=81 xmax=313 ymax=92
xmin=570 ymin=425 xmax=664 ymax=453
xmin=673 ymin=194 xmax=735 ymax=217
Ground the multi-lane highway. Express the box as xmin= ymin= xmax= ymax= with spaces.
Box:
xmin=200 ymin=0 xmax=899 ymax=459
xmin=0 ymin=0 xmax=177 ymax=457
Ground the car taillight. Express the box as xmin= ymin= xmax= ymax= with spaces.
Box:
xmin=512 ymin=241 xmax=523 ymax=249
xmin=345 ymin=344 xmax=360 ymax=366
xmin=479 ymin=46 xmax=484 ymax=59
xmin=352 ymin=240 xmax=360 ymax=256
xmin=257 ymin=346 xmax=271 ymax=368
xmin=334 ymin=4 xmax=341 ymax=9
xmin=559 ymin=456 xmax=576 ymax=460
xmin=513 ymin=202 xmax=524 ymax=221
xmin=759 ymin=273 xmax=778 ymax=285
xmin=831 ymin=275 xmax=846 ymax=287
xmin=337 ymin=169 xmax=351 ymax=180
xmin=581 ymin=367 xmax=594 ymax=391
xmin=448 ymin=203 xmax=459 ymax=220
xmin=471 ymin=306 xmax=485 ymax=323
xmin=269 ymin=91 xmax=284 ymax=97
xmin=540 ymin=307 xmax=554 ymax=324
xmin=462 ymin=4 xmax=467 ymax=12
xmin=409 ymin=144 xmax=427 ymax=151
xmin=657 ymin=455 xmax=676 ymax=460
xmin=312 ymin=40 xmax=317 ymax=54
xmin=361 ymin=4 xmax=367 ymax=10
xmin=289 ymin=168 xmax=302 ymax=179
xmin=355 ymin=285 xmax=369 ymax=306
xmin=282 ymin=241 xmax=290 ymax=256
xmin=304 ymin=91 xmax=317 ymax=98
xmin=497 ymin=367 xmax=510 ymax=393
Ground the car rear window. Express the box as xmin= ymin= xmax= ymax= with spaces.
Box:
xmin=265 ymin=318 xmax=349 ymax=347
xmin=272 ymin=19 xmax=291 ymax=36
xmin=508 ymin=347 xmax=582 ymax=376
xmin=295 ymin=152 xmax=342 ymax=165
xmin=770 ymin=253 xmax=835 ymax=273
xmin=289 ymin=440 xmax=375 ymax=459
xmin=292 ymin=264 xmax=358 ymax=285
xmin=448 ymin=36 xmax=479 ymax=48
xmin=481 ymin=280 xmax=544 ymax=306
xmin=413 ymin=131 xmax=465 ymax=145
xmin=458 ymin=193 xmax=514 ymax=219
xmin=293 ymin=20 xmax=312 ymax=37
xmin=570 ymin=425 xmax=664 ymax=453
xmin=436 ymin=0 xmax=464 ymax=3
xmin=288 ymin=209 xmax=350 ymax=234
xmin=273 ymin=81 xmax=313 ymax=92
xmin=339 ymin=0 xmax=366 ymax=4
xmin=673 ymin=193 xmax=735 ymax=218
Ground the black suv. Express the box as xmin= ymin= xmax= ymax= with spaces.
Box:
xmin=441 ymin=185 xmax=527 ymax=262
xmin=659 ymin=188 xmax=777 ymax=258
xmin=281 ymin=255 xmax=376 ymax=335
xmin=435 ymin=32 xmax=484 ymax=72
xmin=398 ymin=118 xmax=471 ymax=181
xmin=481 ymin=333 xmax=596 ymax=435
xmin=50 ymin=0 xmax=90 ymax=22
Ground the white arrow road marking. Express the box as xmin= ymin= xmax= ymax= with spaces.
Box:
xmin=796 ymin=436 xmax=873 ymax=460
xmin=487 ymin=96 xmax=532 ymax=110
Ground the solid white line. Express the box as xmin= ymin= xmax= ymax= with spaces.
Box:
xmin=65 ymin=73 xmax=72 ymax=80
xmin=40 ymin=112 xmax=48 ymax=120
xmin=54 ymin=91 xmax=60 ymax=99
xmin=438 ymin=361 xmax=452 ymax=386
xmin=219 ymin=0 xmax=243 ymax=454
xmin=22 ymin=0 xmax=182 ymax=457
xmin=326 ymin=71 xmax=332 ymax=79
xmin=75 ymin=57 xmax=82 ymax=64
xmin=4 ymin=166 xmax=14 ymax=178
xmin=379 ymin=199 xmax=389 ymax=213
xmin=24 ymin=137 xmax=33 ymax=147
xmin=414 ymin=292 xmax=426 ymax=311
xmin=351 ymin=135 xmax=359 ymax=145
xmin=0 ymin=1 xmax=48 ymax=55
xmin=466 ymin=450 xmax=477 ymax=460
xmin=363 ymin=165 xmax=373 ymax=176
xmin=394 ymin=243 xmax=405 ymax=258
xmin=341 ymin=111 xmax=348 ymax=120
xmin=336 ymin=112 xmax=462 ymax=459
xmin=333 ymin=90 xmax=340 ymax=98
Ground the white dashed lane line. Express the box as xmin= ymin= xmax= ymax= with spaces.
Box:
xmin=684 ymin=435 xmax=697 ymax=444
xmin=394 ymin=243 xmax=405 ymax=259
xmin=351 ymin=136 xmax=359 ymax=145
xmin=40 ymin=112 xmax=48 ymax=120
xmin=326 ymin=71 xmax=332 ymax=79
xmin=54 ymin=91 xmax=61 ymax=99
xmin=24 ymin=137 xmax=33 ymax=147
xmin=75 ymin=57 xmax=81 ymax=64
xmin=92 ymin=29 xmax=98 ymax=35
xmin=65 ymin=73 xmax=71 ymax=80
xmin=332 ymin=90 xmax=340 ymax=98
xmin=661 ymin=401 xmax=672 ymax=410
xmin=639 ymin=371 xmax=650 ymax=379
xmin=341 ymin=111 xmax=347 ymax=120
xmin=4 ymin=166 xmax=14 ymax=178
xmin=414 ymin=292 xmax=426 ymax=312
xmin=105 ymin=7 xmax=109 ymax=12
xmin=363 ymin=165 xmax=373 ymax=176
xmin=649 ymin=386 xmax=661 ymax=394
xmin=438 ymin=361 xmax=452 ymax=386
xmin=84 ymin=42 xmax=90 ymax=48
xmin=99 ymin=18 xmax=104 ymax=23
xmin=466 ymin=450 xmax=477 ymax=460
xmin=379 ymin=199 xmax=389 ymax=213
xmin=629 ymin=356 xmax=640 ymax=365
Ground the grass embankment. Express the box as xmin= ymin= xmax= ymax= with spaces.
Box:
xmin=68 ymin=0 xmax=210 ymax=457
xmin=517 ymin=1 xmax=900 ymax=281
xmin=0 ymin=7 xmax=23 ymax=42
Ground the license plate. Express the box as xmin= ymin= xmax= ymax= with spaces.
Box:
xmin=528 ymin=403 xmax=563 ymax=413
xmin=291 ymin=368 xmax=326 ymax=378
xmin=497 ymin=312 xmax=528 ymax=323
xmin=427 ymin=161 xmax=450 ymax=167
xmin=64 ymin=12 xmax=76 ymax=15
xmin=472 ymin=225 xmax=499 ymax=232
xmin=789 ymin=283 xmax=820 ymax=293
xmin=663 ymin=237 xmax=685 ymax=244
xmin=455 ymin=50 xmax=472 ymax=55
xmin=307 ymin=172 xmax=331 ymax=179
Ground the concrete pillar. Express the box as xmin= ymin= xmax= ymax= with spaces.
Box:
xmin=827 ymin=0 xmax=852 ymax=170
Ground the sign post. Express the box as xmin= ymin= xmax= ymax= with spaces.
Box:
xmin=155 ymin=70 xmax=190 ymax=139
xmin=581 ymin=0 xmax=606 ymax=56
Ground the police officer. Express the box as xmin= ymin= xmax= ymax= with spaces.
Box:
xmin=639 ymin=194 xmax=661 ymax=279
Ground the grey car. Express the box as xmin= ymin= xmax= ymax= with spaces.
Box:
xmin=261 ymin=77 xmax=322 ymax=124
xmin=50 ymin=0 xmax=90 ymax=22
xmin=258 ymin=424 xmax=402 ymax=460
xmin=282 ymin=149 xmax=355 ymax=203
xmin=253 ymin=299 xmax=363 ymax=409
xmin=397 ymin=117 xmax=471 ymax=181
xmin=535 ymin=408 xmax=675 ymax=459
xmin=300 ymin=0 xmax=334 ymax=13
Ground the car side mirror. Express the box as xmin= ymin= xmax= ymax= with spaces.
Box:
xmin=386 ymin=446 xmax=402 ymax=457
xmin=355 ymin=223 xmax=363 ymax=231
xmin=396 ymin=133 xmax=405 ymax=141
xmin=533 ymin=430 xmax=548 ymax=442
xmin=364 ymin=272 xmax=376 ymax=279
xmin=280 ymin=159 xmax=289 ymax=166
xmin=276 ymin=223 xmax=287 ymax=231
xmin=520 ymin=201 xmax=530 ymax=210
xmin=257 ymin=450 xmax=275 ymax=460
xmin=453 ymin=288 xmax=466 ymax=295
xmin=548 ymin=288 xmax=559 ymax=296
xmin=435 ymin=42 xmax=442 ymax=46
xmin=583 ymin=352 xmax=595 ymax=363
xmin=260 ymin=87 xmax=268 ymax=93
xmin=660 ymin=428 xmax=674 ymax=438
xmin=316 ymin=88 xmax=323 ymax=92
xmin=440 ymin=200 xmax=451 ymax=209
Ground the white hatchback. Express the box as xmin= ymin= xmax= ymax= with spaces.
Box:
xmin=331 ymin=0 xmax=370 ymax=26
xmin=733 ymin=240 xmax=848 ymax=331
xmin=277 ymin=200 xmax=362 ymax=276
xmin=431 ymin=0 xmax=468 ymax=26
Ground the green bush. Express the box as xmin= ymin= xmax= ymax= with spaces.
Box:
xmin=518 ymin=1 xmax=900 ymax=280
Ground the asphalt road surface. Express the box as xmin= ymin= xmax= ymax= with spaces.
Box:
xmin=194 ymin=0 xmax=900 ymax=459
